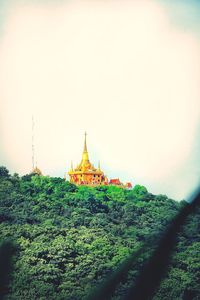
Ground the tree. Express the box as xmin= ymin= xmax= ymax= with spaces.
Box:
xmin=0 ymin=166 xmax=10 ymax=178
xmin=0 ymin=166 xmax=199 ymax=300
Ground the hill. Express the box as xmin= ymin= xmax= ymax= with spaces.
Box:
xmin=0 ymin=166 xmax=199 ymax=299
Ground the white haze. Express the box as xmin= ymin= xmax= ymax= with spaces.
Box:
xmin=0 ymin=0 xmax=200 ymax=200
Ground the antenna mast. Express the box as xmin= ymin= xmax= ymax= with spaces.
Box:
xmin=32 ymin=116 xmax=35 ymax=170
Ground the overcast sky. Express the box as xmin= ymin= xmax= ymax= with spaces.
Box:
xmin=0 ymin=0 xmax=200 ymax=200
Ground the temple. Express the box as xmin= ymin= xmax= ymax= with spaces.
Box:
xmin=68 ymin=133 xmax=132 ymax=188
xmin=68 ymin=133 xmax=108 ymax=185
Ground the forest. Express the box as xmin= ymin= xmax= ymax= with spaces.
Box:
xmin=0 ymin=166 xmax=200 ymax=299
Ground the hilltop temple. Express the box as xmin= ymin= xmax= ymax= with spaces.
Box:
xmin=68 ymin=133 xmax=108 ymax=185
xmin=68 ymin=133 xmax=132 ymax=188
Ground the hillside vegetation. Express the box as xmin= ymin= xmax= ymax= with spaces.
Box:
xmin=0 ymin=166 xmax=199 ymax=299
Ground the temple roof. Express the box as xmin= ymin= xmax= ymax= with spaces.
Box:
xmin=68 ymin=133 xmax=103 ymax=175
xmin=109 ymin=178 xmax=121 ymax=185
xmin=79 ymin=132 xmax=91 ymax=168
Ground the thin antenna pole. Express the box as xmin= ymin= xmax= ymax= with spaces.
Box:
xmin=32 ymin=116 xmax=35 ymax=170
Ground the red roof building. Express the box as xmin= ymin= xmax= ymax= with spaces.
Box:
xmin=125 ymin=182 xmax=132 ymax=189
xmin=109 ymin=178 xmax=121 ymax=185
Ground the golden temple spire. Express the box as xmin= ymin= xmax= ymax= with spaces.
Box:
xmin=98 ymin=161 xmax=101 ymax=171
xmin=84 ymin=132 xmax=87 ymax=152
xmin=82 ymin=132 xmax=89 ymax=162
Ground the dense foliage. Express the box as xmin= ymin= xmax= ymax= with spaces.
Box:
xmin=0 ymin=166 xmax=199 ymax=299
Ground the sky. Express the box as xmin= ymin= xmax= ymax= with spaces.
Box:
xmin=0 ymin=0 xmax=200 ymax=200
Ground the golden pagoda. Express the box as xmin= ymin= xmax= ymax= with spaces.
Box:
xmin=31 ymin=166 xmax=43 ymax=176
xmin=68 ymin=133 xmax=108 ymax=186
